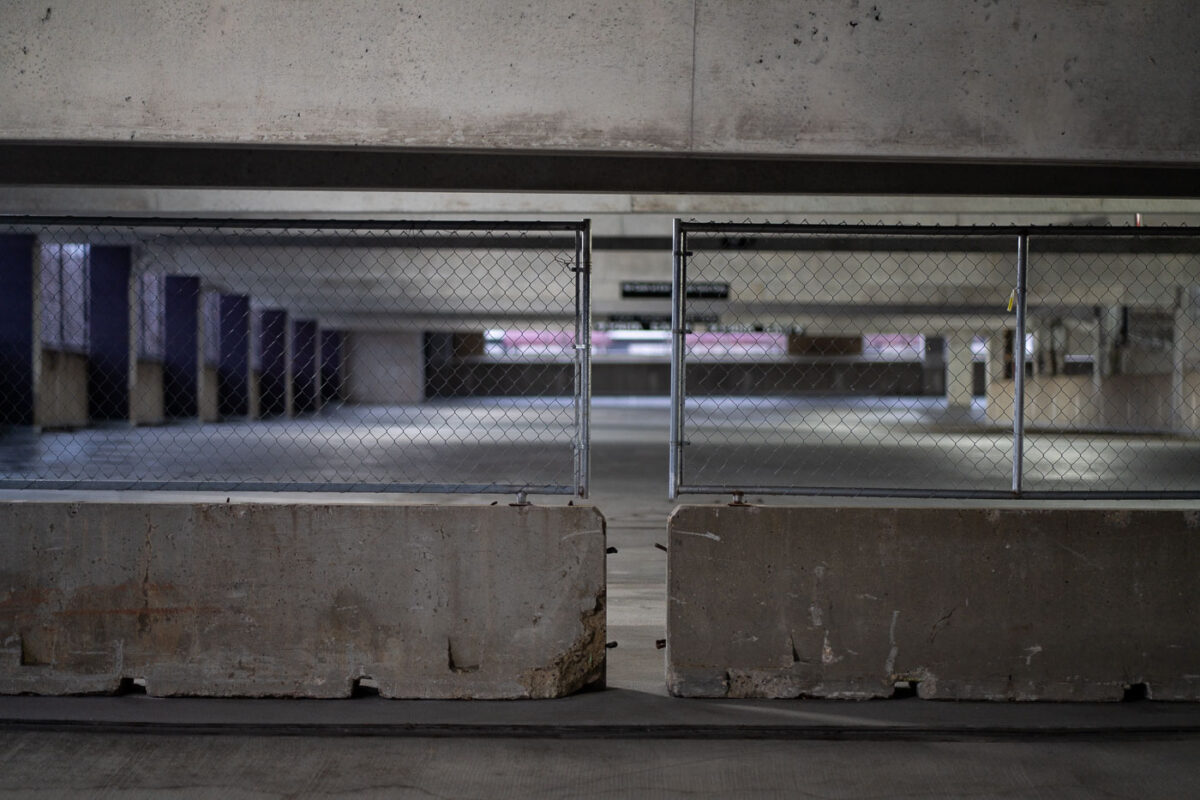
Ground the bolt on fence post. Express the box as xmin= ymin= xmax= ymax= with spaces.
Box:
xmin=668 ymin=219 xmax=687 ymax=501
xmin=1012 ymin=233 xmax=1029 ymax=496
xmin=574 ymin=219 xmax=593 ymax=499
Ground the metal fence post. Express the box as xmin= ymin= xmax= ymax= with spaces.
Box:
xmin=575 ymin=219 xmax=592 ymax=499
xmin=668 ymin=219 xmax=687 ymax=501
xmin=1012 ymin=233 xmax=1029 ymax=496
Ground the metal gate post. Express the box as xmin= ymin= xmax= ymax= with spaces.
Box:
xmin=668 ymin=219 xmax=687 ymax=501
xmin=574 ymin=219 xmax=593 ymax=499
xmin=1012 ymin=233 xmax=1029 ymax=496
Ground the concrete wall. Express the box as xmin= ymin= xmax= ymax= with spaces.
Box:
xmin=34 ymin=348 xmax=87 ymax=429
xmin=687 ymin=361 xmax=928 ymax=397
xmin=346 ymin=331 xmax=423 ymax=405
xmin=667 ymin=505 xmax=1199 ymax=701
xmin=131 ymin=359 xmax=164 ymax=425
xmin=3 ymin=1 xmax=1197 ymax=164
xmin=987 ymin=373 xmax=1179 ymax=431
xmin=1 ymin=502 xmax=606 ymax=699
xmin=432 ymin=360 xmax=934 ymax=398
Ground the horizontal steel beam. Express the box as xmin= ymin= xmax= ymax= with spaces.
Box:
xmin=2 ymin=143 xmax=1200 ymax=198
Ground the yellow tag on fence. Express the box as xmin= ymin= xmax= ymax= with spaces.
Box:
xmin=1006 ymin=289 xmax=1016 ymax=312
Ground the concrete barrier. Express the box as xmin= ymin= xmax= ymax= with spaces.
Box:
xmin=1 ymin=502 xmax=605 ymax=699
xmin=667 ymin=505 xmax=1199 ymax=701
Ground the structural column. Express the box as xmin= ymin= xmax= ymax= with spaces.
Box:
xmin=87 ymin=246 xmax=133 ymax=423
xmin=423 ymin=331 xmax=455 ymax=399
xmin=346 ymin=331 xmax=425 ymax=403
xmin=922 ymin=335 xmax=946 ymax=396
xmin=945 ymin=333 xmax=976 ymax=409
xmin=320 ymin=329 xmax=344 ymax=405
xmin=983 ymin=330 xmax=1013 ymax=425
xmin=1172 ymin=287 xmax=1200 ymax=432
xmin=0 ymin=234 xmax=37 ymax=426
xmin=163 ymin=276 xmax=200 ymax=419
xmin=259 ymin=309 xmax=290 ymax=418
xmin=292 ymin=319 xmax=320 ymax=415
xmin=1095 ymin=306 xmax=1124 ymax=386
xmin=217 ymin=294 xmax=251 ymax=419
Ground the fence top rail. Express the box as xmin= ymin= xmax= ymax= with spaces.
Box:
xmin=0 ymin=215 xmax=590 ymax=233
xmin=676 ymin=485 xmax=1200 ymax=501
xmin=0 ymin=480 xmax=579 ymax=495
xmin=676 ymin=221 xmax=1196 ymax=238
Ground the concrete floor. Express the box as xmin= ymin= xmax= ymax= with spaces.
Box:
xmin=2 ymin=397 xmax=1199 ymax=797
xmin=5 ymin=396 xmax=1200 ymax=493
xmin=1 ymin=732 xmax=1197 ymax=799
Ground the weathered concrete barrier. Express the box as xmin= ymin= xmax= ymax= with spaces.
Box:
xmin=667 ymin=505 xmax=1199 ymax=701
xmin=1 ymin=502 xmax=605 ymax=699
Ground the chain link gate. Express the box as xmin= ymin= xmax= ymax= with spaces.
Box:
xmin=669 ymin=220 xmax=1200 ymax=500
xmin=0 ymin=218 xmax=592 ymax=496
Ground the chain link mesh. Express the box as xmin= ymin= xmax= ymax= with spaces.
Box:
xmin=0 ymin=219 xmax=590 ymax=495
xmin=1023 ymin=232 xmax=1200 ymax=493
xmin=672 ymin=221 xmax=1200 ymax=498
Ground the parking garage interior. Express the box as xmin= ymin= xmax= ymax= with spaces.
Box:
xmin=3 ymin=0 xmax=1200 ymax=796
xmin=4 ymin=194 xmax=1200 ymax=797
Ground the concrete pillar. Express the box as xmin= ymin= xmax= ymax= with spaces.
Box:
xmin=1172 ymin=287 xmax=1200 ymax=431
xmin=1028 ymin=322 xmax=1044 ymax=377
xmin=423 ymin=332 xmax=455 ymax=400
xmin=163 ymin=276 xmax=200 ymax=419
xmin=0 ymin=235 xmax=37 ymax=426
xmin=87 ymin=246 xmax=133 ymax=423
xmin=1048 ymin=320 xmax=1068 ymax=377
xmin=986 ymin=332 xmax=1005 ymax=386
xmin=921 ymin=335 xmax=945 ymax=396
xmin=945 ymin=333 xmax=975 ymax=409
xmin=259 ymin=309 xmax=290 ymax=418
xmin=1097 ymin=306 xmax=1124 ymax=379
xmin=320 ymin=329 xmax=344 ymax=405
xmin=348 ymin=331 xmax=425 ymax=404
xmin=292 ymin=319 xmax=320 ymax=415
xmin=983 ymin=330 xmax=1014 ymax=425
xmin=217 ymin=295 xmax=251 ymax=419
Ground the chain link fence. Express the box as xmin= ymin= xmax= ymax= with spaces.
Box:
xmin=1022 ymin=233 xmax=1200 ymax=495
xmin=0 ymin=218 xmax=592 ymax=496
xmin=669 ymin=220 xmax=1200 ymax=499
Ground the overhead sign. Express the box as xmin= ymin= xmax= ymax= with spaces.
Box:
xmin=598 ymin=313 xmax=720 ymax=331
xmin=705 ymin=323 xmax=806 ymax=334
xmin=620 ymin=281 xmax=730 ymax=300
